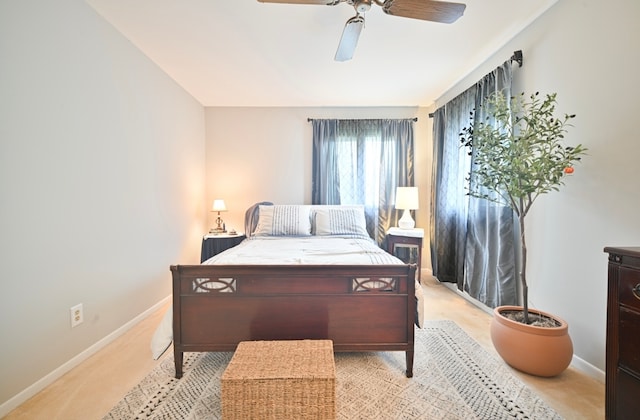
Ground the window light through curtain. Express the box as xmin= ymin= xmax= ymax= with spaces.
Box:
xmin=430 ymin=61 xmax=517 ymax=309
xmin=311 ymin=119 xmax=415 ymax=245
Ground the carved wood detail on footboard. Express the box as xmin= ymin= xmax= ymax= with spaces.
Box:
xmin=170 ymin=264 xmax=417 ymax=379
xmin=192 ymin=277 xmax=236 ymax=293
xmin=352 ymin=277 xmax=397 ymax=292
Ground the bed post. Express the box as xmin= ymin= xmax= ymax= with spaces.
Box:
xmin=171 ymin=265 xmax=184 ymax=379
xmin=406 ymin=352 xmax=414 ymax=378
xmin=406 ymin=263 xmax=417 ymax=378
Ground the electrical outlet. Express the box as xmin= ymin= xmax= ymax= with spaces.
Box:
xmin=70 ymin=303 xmax=83 ymax=328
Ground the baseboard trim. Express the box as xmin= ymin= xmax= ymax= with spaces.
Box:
xmin=0 ymin=296 xmax=171 ymax=418
xmin=570 ymin=354 xmax=606 ymax=383
xmin=440 ymin=280 xmax=494 ymax=315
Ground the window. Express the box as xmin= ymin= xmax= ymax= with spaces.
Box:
xmin=311 ymin=119 xmax=414 ymax=244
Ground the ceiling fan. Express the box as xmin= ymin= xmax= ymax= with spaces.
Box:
xmin=257 ymin=0 xmax=466 ymax=61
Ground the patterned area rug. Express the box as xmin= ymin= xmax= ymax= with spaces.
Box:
xmin=104 ymin=320 xmax=562 ymax=419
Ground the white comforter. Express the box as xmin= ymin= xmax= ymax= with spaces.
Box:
xmin=151 ymin=236 xmax=424 ymax=359
xmin=204 ymin=236 xmax=405 ymax=265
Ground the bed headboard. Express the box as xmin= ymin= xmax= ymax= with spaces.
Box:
xmin=244 ymin=201 xmax=273 ymax=236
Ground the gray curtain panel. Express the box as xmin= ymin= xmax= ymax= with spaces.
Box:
xmin=312 ymin=119 xmax=415 ymax=245
xmin=431 ymin=61 xmax=518 ymax=308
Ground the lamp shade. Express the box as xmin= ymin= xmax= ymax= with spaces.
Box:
xmin=395 ymin=187 xmax=419 ymax=210
xmin=212 ymin=199 xmax=227 ymax=212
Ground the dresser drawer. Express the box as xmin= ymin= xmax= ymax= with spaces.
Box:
xmin=619 ymin=267 xmax=640 ymax=312
xmin=615 ymin=368 xmax=640 ymax=418
xmin=619 ymin=307 xmax=640 ymax=375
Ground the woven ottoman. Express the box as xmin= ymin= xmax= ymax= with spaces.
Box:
xmin=221 ymin=339 xmax=336 ymax=420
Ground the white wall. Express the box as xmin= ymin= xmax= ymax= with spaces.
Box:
xmin=435 ymin=0 xmax=640 ymax=376
xmin=0 ymin=0 xmax=205 ymax=411
xmin=205 ymin=107 xmax=433 ymax=246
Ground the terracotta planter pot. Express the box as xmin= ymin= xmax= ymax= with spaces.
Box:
xmin=490 ymin=305 xmax=573 ymax=377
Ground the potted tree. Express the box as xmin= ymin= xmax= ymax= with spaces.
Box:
xmin=460 ymin=91 xmax=587 ymax=376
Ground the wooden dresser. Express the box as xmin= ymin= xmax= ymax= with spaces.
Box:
xmin=605 ymin=247 xmax=640 ymax=419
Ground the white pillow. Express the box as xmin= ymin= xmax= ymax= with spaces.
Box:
xmin=313 ymin=206 xmax=369 ymax=238
xmin=253 ymin=205 xmax=312 ymax=236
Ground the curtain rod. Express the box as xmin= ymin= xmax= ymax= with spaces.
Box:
xmin=307 ymin=117 xmax=418 ymax=122
xmin=510 ymin=50 xmax=523 ymax=67
xmin=428 ymin=50 xmax=524 ymax=119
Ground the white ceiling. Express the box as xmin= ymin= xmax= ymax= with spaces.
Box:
xmin=87 ymin=0 xmax=558 ymax=107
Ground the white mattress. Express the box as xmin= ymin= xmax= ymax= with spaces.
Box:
xmin=203 ymin=236 xmax=405 ymax=265
xmin=151 ymin=236 xmax=424 ymax=359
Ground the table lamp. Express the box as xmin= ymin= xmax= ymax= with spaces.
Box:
xmin=395 ymin=187 xmax=419 ymax=229
xmin=210 ymin=199 xmax=227 ymax=233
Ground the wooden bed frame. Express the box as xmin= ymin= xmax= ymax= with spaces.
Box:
xmin=170 ymin=263 xmax=417 ymax=378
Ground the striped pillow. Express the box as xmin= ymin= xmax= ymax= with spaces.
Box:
xmin=253 ymin=205 xmax=312 ymax=236
xmin=314 ymin=206 xmax=369 ymax=238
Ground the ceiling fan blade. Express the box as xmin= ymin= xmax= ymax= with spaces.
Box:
xmin=382 ymin=0 xmax=466 ymax=24
xmin=258 ymin=0 xmax=340 ymax=5
xmin=335 ymin=15 xmax=364 ymax=62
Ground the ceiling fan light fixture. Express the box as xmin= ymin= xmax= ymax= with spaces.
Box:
xmin=354 ymin=0 xmax=372 ymax=13
xmin=335 ymin=15 xmax=364 ymax=62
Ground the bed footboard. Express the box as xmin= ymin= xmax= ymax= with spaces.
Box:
xmin=170 ymin=264 xmax=416 ymax=378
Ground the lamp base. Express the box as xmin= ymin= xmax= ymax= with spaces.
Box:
xmin=209 ymin=227 xmax=227 ymax=235
xmin=398 ymin=209 xmax=415 ymax=229
xmin=210 ymin=215 xmax=226 ymax=234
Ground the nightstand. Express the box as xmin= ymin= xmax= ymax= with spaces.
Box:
xmin=386 ymin=227 xmax=424 ymax=281
xmin=201 ymin=233 xmax=246 ymax=262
